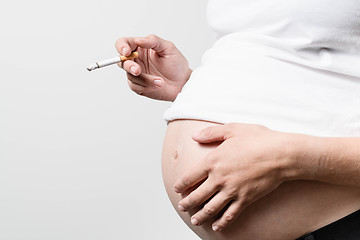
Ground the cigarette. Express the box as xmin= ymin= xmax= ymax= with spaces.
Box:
xmin=87 ymin=51 xmax=139 ymax=71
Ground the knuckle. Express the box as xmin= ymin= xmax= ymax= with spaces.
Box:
xmin=212 ymin=178 xmax=224 ymax=189
xmin=204 ymin=159 xmax=216 ymax=173
xmin=227 ymin=187 xmax=239 ymax=198
xmin=166 ymin=40 xmax=175 ymax=48
xmin=147 ymin=34 xmax=158 ymax=41
xmin=204 ymin=206 xmax=216 ymax=216
xmin=181 ymin=176 xmax=191 ymax=187
xmin=224 ymin=213 xmax=235 ymax=222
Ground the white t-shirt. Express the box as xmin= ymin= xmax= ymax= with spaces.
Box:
xmin=164 ymin=0 xmax=360 ymax=137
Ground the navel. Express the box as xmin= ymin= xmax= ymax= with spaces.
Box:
xmin=173 ymin=150 xmax=179 ymax=161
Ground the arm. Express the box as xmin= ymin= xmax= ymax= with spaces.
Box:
xmin=173 ymin=123 xmax=360 ymax=231
xmin=290 ymin=134 xmax=360 ymax=187
xmin=115 ymin=34 xmax=192 ymax=101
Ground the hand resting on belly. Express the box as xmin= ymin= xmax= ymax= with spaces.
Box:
xmin=162 ymin=120 xmax=360 ymax=240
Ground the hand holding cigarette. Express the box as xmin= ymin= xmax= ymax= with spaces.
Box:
xmin=104 ymin=35 xmax=193 ymax=101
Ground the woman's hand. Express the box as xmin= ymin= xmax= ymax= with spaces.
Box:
xmin=174 ymin=123 xmax=298 ymax=232
xmin=115 ymin=35 xmax=192 ymax=101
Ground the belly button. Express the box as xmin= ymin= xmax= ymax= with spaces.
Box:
xmin=173 ymin=150 xmax=179 ymax=161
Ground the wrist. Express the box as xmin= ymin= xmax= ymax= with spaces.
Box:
xmin=279 ymin=133 xmax=321 ymax=182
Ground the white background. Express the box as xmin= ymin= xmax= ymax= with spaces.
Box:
xmin=0 ymin=0 xmax=214 ymax=239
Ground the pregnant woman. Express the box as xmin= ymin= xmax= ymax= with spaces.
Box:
xmin=116 ymin=0 xmax=360 ymax=239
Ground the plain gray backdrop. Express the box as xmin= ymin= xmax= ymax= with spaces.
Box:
xmin=0 ymin=0 xmax=214 ymax=239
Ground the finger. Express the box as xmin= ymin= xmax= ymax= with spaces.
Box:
xmin=211 ymin=200 xmax=243 ymax=232
xmin=127 ymin=72 xmax=164 ymax=89
xmin=190 ymin=192 xmax=232 ymax=226
xmin=178 ymin=179 xmax=219 ymax=212
xmin=119 ymin=60 xmax=141 ymax=76
xmin=134 ymin=34 xmax=174 ymax=56
xmin=192 ymin=125 xmax=228 ymax=143
xmin=127 ymin=79 xmax=148 ymax=95
xmin=174 ymin=166 xmax=208 ymax=194
xmin=115 ymin=37 xmax=138 ymax=56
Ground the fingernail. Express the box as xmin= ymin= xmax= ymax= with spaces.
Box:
xmin=212 ymin=225 xmax=220 ymax=231
xmin=178 ymin=204 xmax=185 ymax=211
xmin=130 ymin=66 xmax=137 ymax=75
xmin=121 ymin=47 xmax=126 ymax=55
xmin=191 ymin=217 xmax=199 ymax=226
xmin=154 ymin=79 xmax=163 ymax=87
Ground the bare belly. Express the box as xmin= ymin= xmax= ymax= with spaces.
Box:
xmin=161 ymin=120 xmax=360 ymax=240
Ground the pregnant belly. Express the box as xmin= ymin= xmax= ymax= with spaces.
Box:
xmin=161 ymin=120 xmax=360 ymax=240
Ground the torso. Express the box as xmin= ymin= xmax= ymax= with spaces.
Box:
xmin=162 ymin=1 xmax=360 ymax=239
xmin=162 ymin=120 xmax=360 ymax=240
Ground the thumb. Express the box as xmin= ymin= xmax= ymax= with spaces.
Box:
xmin=134 ymin=35 xmax=173 ymax=56
xmin=192 ymin=125 xmax=227 ymax=143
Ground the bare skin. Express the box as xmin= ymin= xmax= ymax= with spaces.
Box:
xmin=115 ymin=35 xmax=191 ymax=101
xmin=116 ymin=35 xmax=360 ymax=238
xmin=173 ymin=122 xmax=360 ymax=232
xmin=162 ymin=120 xmax=360 ymax=240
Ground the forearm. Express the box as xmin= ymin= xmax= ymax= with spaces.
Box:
xmin=287 ymin=134 xmax=360 ymax=188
